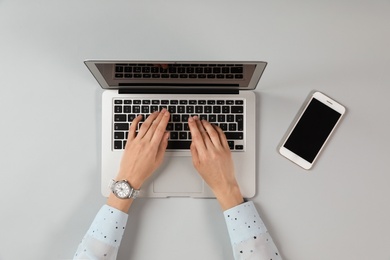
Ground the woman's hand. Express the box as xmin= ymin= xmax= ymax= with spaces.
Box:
xmin=188 ymin=116 xmax=244 ymax=210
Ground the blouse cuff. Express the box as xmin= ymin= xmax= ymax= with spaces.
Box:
xmin=223 ymin=201 xmax=268 ymax=246
xmin=85 ymin=204 xmax=129 ymax=247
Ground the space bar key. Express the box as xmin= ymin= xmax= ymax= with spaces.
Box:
xmin=167 ymin=141 xmax=192 ymax=149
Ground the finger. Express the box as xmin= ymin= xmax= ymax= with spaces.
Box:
xmin=214 ymin=124 xmax=230 ymax=150
xmin=128 ymin=115 xmax=143 ymax=141
xmin=188 ymin=116 xmax=207 ymax=153
xmin=155 ymin=132 xmax=169 ymax=164
xmin=137 ymin=111 xmax=159 ymax=138
xmin=197 ymin=119 xmax=213 ymax=149
xmin=190 ymin=142 xmax=200 ymax=168
xmin=201 ymin=120 xmax=222 ymax=149
xmin=144 ymin=109 xmax=167 ymax=141
xmin=150 ymin=109 xmax=170 ymax=145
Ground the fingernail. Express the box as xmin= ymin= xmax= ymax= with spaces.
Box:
xmin=188 ymin=117 xmax=194 ymax=122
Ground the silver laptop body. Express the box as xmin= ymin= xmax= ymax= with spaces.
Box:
xmin=85 ymin=60 xmax=267 ymax=198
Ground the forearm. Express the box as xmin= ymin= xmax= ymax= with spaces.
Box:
xmin=224 ymin=201 xmax=282 ymax=260
xmin=74 ymin=205 xmax=128 ymax=259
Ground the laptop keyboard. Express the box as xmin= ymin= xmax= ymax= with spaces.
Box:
xmin=113 ymin=98 xmax=245 ymax=151
xmin=114 ymin=64 xmax=244 ymax=80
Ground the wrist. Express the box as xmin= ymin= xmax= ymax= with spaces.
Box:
xmin=116 ymin=172 xmax=144 ymax=190
xmin=213 ymin=184 xmax=244 ymax=211
xmin=107 ymin=193 xmax=133 ymax=213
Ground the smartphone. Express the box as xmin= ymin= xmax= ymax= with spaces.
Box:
xmin=279 ymin=91 xmax=346 ymax=170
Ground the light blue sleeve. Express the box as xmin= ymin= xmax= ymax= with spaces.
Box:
xmin=223 ymin=201 xmax=283 ymax=260
xmin=74 ymin=205 xmax=128 ymax=260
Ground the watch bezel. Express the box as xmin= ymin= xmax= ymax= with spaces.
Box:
xmin=110 ymin=179 xmax=140 ymax=199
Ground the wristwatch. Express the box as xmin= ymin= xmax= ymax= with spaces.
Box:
xmin=109 ymin=179 xmax=140 ymax=199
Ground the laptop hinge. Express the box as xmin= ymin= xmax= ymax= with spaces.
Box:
xmin=118 ymin=88 xmax=239 ymax=95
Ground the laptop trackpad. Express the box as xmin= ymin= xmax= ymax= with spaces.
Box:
xmin=153 ymin=157 xmax=204 ymax=194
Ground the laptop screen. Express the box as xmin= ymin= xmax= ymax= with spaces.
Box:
xmin=85 ymin=61 xmax=267 ymax=90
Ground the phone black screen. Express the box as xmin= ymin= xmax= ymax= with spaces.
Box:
xmin=284 ymin=98 xmax=342 ymax=163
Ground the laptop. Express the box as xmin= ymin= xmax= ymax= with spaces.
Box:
xmin=84 ymin=60 xmax=267 ymax=198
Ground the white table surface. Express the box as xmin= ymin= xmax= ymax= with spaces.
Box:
xmin=1 ymin=1 xmax=389 ymax=259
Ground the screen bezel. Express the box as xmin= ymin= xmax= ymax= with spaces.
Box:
xmin=84 ymin=60 xmax=267 ymax=91
xmin=279 ymin=91 xmax=346 ymax=170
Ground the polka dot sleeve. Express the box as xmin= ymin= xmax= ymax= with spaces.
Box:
xmin=74 ymin=205 xmax=128 ymax=259
xmin=224 ymin=201 xmax=282 ymax=260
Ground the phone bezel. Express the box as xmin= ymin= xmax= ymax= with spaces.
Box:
xmin=279 ymin=91 xmax=346 ymax=170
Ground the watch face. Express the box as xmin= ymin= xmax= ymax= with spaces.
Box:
xmin=114 ymin=181 xmax=131 ymax=198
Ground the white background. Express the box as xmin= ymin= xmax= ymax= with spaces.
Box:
xmin=0 ymin=1 xmax=389 ymax=259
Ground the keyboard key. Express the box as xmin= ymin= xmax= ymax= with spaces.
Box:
xmin=115 ymin=66 xmax=124 ymax=72
xmin=177 ymin=106 xmax=185 ymax=113
xmin=124 ymin=106 xmax=131 ymax=113
xmin=172 ymin=115 xmax=181 ymax=122
xmin=170 ymin=132 xmax=178 ymax=140
xmin=220 ymin=123 xmax=228 ymax=131
xmin=228 ymin=141 xmax=235 ymax=150
xmin=236 ymin=115 xmax=244 ymax=131
xmin=167 ymin=141 xmax=192 ymax=149
xmin=231 ymin=106 xmax=244 ymax=113
xmin=114 ymin=114 xmax=127 ymax=122
xmin=229 ymin=123 xmax=237 ymax=131
xmin=166 ymin=123 xmax=174 ymax=131
xmin=128 ymin=114 xmax=136 ymax=122
xmin=115 ymin=123 xmax=129 ymax=131
xmin=133 ymin=106 xmax=140 ymax=113
xmin=186 ymin=106 xmax=194 ymax=114
xmin=235 ymin=145 xmax=244 ymax=150
xmin=168 ymin=106 xmax=176 ymax=113
xmin=195 ymin=106 xmax=203 ymax=113
xmin=217 ymin=115 xmax=225 ymax=122
xmin=225 ymin=132 xmax=243 ymax=140
xmin=114 ymin=141 xmax=122 ymax=149
xmin=179 ymin=132 xmax=187 ymax=139
xmin=200 ymin=114 xmax=207 ymax=121
xmin=114 ymin=106 xmax=122 ymax=113
xmin=231 ymin=67 xmax=243 ymax=73
xmin=175 ymin=123 xmax=183 ymax=131
xmin=114 ymin=132 xmax=124 ymax=139
xmin=182 ymin=114 xmax=189 ymax=122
